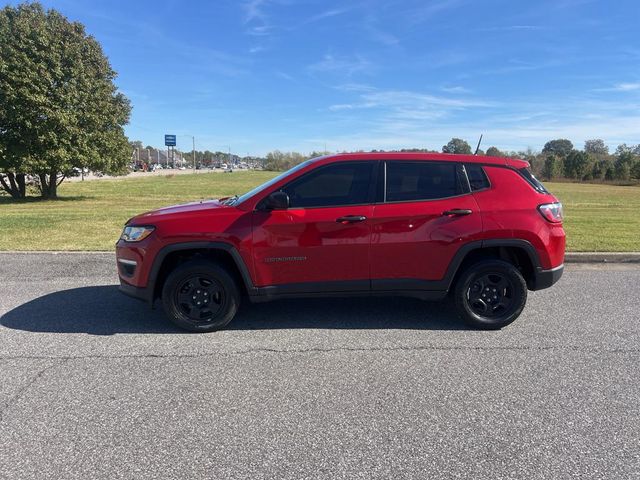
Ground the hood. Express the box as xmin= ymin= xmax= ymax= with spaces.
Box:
xmin=129 ymin=199 xmax=229 ymax=223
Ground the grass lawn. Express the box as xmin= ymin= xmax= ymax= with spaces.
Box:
xmin=0 ymin=172 xmax=638 ymax=251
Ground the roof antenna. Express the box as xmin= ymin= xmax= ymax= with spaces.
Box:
xmin=474 ymin=134 xmax=483 ymax=155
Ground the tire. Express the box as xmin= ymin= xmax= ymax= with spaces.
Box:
xmin=453 ymin=259 xmax=527 ymax=330
xmin=161 ymin=260 xmax=240 ymax=332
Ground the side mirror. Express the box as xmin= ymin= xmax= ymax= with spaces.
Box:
xmin=262 ymin=191 xmax=289 ymax=210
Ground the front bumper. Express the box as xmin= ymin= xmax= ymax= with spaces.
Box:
xmin=530 ymin=264 xmax=564 ymax=290
xmin=119 ymin=278 xmax=152 ymax=304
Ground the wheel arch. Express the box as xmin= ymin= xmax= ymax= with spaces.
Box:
xmin=445 ymin=239 xmax=541 ymax=292
xmin=149 ymin=242 xmax=256 ymax=304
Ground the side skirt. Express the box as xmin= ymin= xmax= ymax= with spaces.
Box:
xmin=248 ymin=279 xmax=448 ymax=303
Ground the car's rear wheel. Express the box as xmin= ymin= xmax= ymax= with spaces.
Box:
xmin=453 ymin=259 xmax=527 ymax=329
xmin=161 ymin=260 xmax=240 ymax=332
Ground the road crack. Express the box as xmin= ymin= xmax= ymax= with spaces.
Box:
xmin=0 ymin=344 xmax=637 ymax=362
xmin=0 ymin=358 xmax=68 ymax=422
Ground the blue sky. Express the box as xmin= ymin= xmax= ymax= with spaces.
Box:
xmin=23 ymin=0 xmax=640 ymax=155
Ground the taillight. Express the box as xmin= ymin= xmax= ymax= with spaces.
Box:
xmin=538 ymin=202 xmax=563 ymax=223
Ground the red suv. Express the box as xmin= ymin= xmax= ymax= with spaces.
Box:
xmin=116 ymin=153 xmax=565 ymax=332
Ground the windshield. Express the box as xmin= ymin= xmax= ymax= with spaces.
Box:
xmin=231 ymin=158 xmax=318 ymax=205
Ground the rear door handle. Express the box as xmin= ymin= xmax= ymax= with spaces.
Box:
xmin=336 ymin=215 xmax=367 ymax=224
xmin=442 ymin=209 xmax=472 ymax=216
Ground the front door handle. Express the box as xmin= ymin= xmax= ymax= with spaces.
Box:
xmin=336 ymin=215 xmax=367 ymax=224
xmin=442 ymin=209 xmax=472 ymax=216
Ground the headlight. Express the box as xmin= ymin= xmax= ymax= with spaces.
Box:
xmin=120 ymin=225 xmax=155 ymax=242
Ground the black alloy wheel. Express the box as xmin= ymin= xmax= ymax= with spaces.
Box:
xmin=175 ymin=274 xmax=224 ymax=323
xmin=453 ymin=259 xmax=527 ymax=329
xmin=466 ymin=272 xmax=515 ymax=318
xmin=162 ymin=260 xmax=240 ymax=332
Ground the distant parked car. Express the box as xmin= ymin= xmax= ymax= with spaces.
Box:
xmin=117 ymin=152 xmax=565 ymax=332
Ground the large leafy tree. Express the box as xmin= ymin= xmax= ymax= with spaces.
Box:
xmin=584 ymin=139 xmax=609 ymax=156
xmin=442 ymin=138 xmax=472 ymax=154
xmin=563 ymin=150 xmax=593 ymax=180
xmin=0 ymin=3 xmax=131 ymax=198
xmin=542 ymin=139 xmax=573 ymax=157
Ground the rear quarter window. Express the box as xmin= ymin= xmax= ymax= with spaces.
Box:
xmin=519 ymin=167 xmax=549 ymax=193
xmin=465 ymin=164 xmax=490 ymax=191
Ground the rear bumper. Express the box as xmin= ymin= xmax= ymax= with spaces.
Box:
xmin=530 ymin=264 xmax=564 ymax=290
xmin=119 ymin=278 xmax=152 ymax=304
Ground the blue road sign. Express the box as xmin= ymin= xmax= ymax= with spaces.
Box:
xmin=164 ymin=134 xmax=176 ymax=147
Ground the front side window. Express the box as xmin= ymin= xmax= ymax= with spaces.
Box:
xmin=385 ymin=162 xmax=465 ymax=202
xmin=283 ymin=162 xmax=373 ymax=208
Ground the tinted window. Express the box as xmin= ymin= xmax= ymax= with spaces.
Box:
xmin=386 ymin=162 xmax=464 ymax=202
xmin=283 ymin=162 xmax=373 ymax=208
xmin=465 ymin=164 xmax=490 ymax=191
xmin=519 ymin=167 xmax=549 ymax=193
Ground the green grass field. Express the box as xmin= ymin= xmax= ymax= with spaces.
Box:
xmin=0 ymin=171 xmax=638 ymax=251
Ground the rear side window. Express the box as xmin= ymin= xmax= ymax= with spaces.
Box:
xmin=283 ymin=162 xmax=373 ymax=208
xmin=386 ymin=162 xmax=465 ymax=202
xmin=465 ymin=164 xmax=490 ymax=191
xmin=519 ymin=167 xmax=549 ymax=193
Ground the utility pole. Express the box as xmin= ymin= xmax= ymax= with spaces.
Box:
xmin=228 ymin=146 xmax=232 ymax=167
xmin=192 ymin=136 xmax=196 ymax=172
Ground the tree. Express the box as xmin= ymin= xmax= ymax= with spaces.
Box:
xmin=584 ymin=139 xmax=608 ymax=156
xmin=542 ymin=139 xmax=573 ymax=157
xmin=442 ymin=138 xmax=472 ymax=154
xmin=591 ymin=158 xmax=613 ymax=181
xmin=563 ymin=150 xmax=592 ymax=180
xmin=264 ymin=150 xmax=307 ymax=171
xmin=485 ymin=146 xmax=503 ymax=157
xmin=614 ymin=150 xmax=635 ymax=181
xmin=542 ymin=155 xmax=563 ymax=180
xmin=0 ymin=3 xmax=131 ymax=198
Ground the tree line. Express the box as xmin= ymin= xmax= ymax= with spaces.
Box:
xmin=260 ymin=138 xmax=640 ymax=184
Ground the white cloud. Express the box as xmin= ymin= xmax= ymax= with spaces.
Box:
xmin=406 ymin=0 xmax=468 ymax=24
xmin=275 ymin=71 xmax=295 ymax=81
xmin=308 ymin=54 xmax=373 ymax=76
xmin=613 ymin=83 xmax=640 ymax=92
xmin=242 ymin=0 xmax=274 ymax=36
xmin=314 ymin=86 xmax=640 ymax=154
xmin=478 ymin=25 xmax=545 ymax=32
xmin=305 ymin=8 xmax=350 ymax=24
xmin=441 ymin=86 xmax=471 ymax=94
xmin=593 ymin=82 xmax=640 ymax=93
xmin=328 ymin=88 xmax=493 ymax=115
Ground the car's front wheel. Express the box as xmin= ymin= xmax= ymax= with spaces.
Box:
xmin=161 ymin=260 xmax=240 ymax=332
xmin=453 ymin=259 xmax=527 ymax=329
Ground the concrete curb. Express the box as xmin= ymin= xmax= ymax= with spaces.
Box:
xmin=565 ymin=252 xmax=640 ymax=263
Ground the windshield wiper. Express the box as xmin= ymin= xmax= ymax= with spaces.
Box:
xmin=221 ymin=194 xmax=238 ymax=205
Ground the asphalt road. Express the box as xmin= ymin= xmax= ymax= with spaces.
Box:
xmin=0 ymin=253 xmax=638 ymax=479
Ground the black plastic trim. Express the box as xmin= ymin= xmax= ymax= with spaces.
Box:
xmin=530 ymin=264 xmax=564 ymax=290
xmin=145 ymin=241 xmax=257 ymax=305
xmin=118 ymin=279 xmax=149 ymax=302
xmin=249 ymin=279 xmax=447 ymax=303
